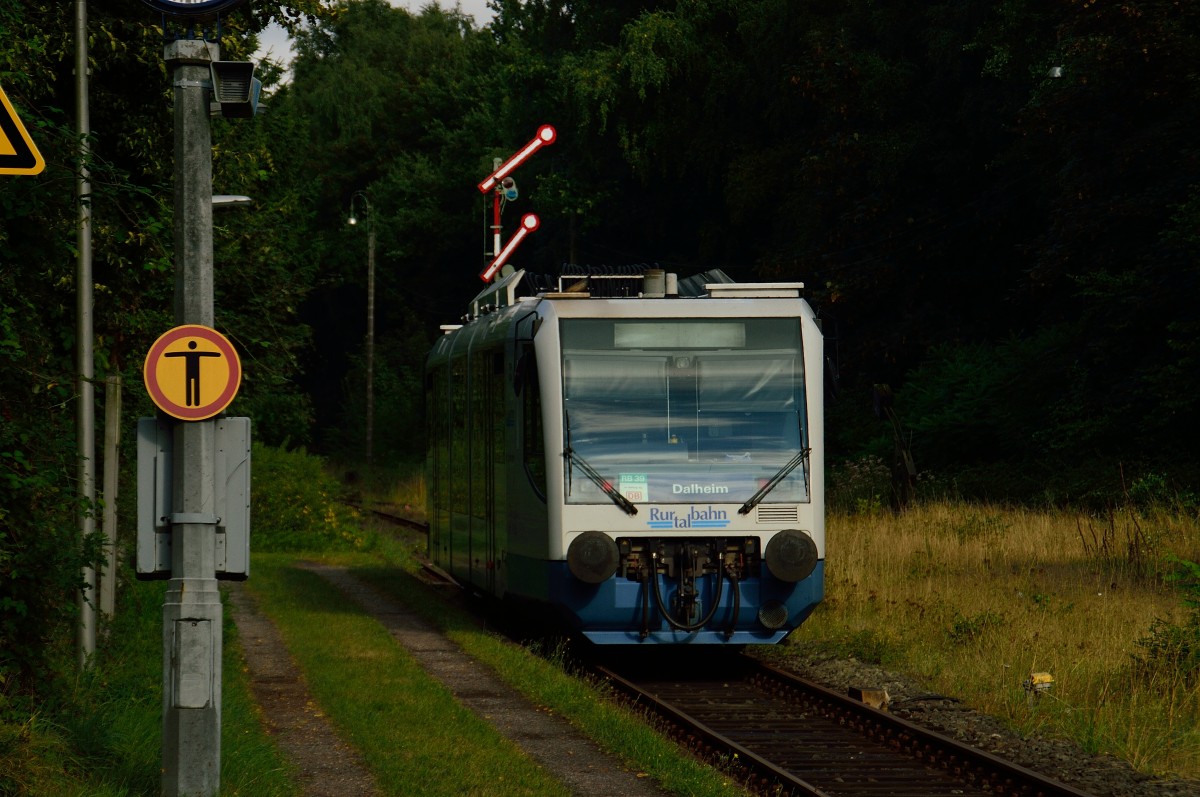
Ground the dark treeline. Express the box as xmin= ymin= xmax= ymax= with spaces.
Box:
xmin=282 ymin=0 xmax=1200 ymax=503
xmin=1 ymin=0 xmax=1198 ymax=689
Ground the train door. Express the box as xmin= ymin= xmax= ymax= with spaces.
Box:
xmin=491 ymin=315 xmax=545 ymax=599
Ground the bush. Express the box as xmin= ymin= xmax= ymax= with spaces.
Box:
xmin=1134 ymin=615 xmax=1200 ymax=686
xmin=1132 ymin=557 xmax=1200 ymax=686
xmin=251 ymin=443 xmax=370 ymax=551
xmin=1 ymin=399 xmax=96 ymax=703
xmin=947 ymin=610 xmax=1005 ymax=645
xmin=827 ymin=455 xmax=892 ymax=514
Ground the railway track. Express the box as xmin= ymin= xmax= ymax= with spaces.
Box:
xmin=349 ymin=502 xmax=430 ymax=535
xmin=596 ymin=653 xmax=1097 ymax=797
xmin=357 ymin=504 xmax=1097 ymax=796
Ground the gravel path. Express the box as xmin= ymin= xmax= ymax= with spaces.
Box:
xmin=226 ymin=583 xmax=380 ymax=796
xmin=227 ymin=565 xmax=671 ymax=797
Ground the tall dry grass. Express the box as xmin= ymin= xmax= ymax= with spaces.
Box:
xmin=387 ymin=469 xmax=426 ymax=509
xmin=791 ymin=500 xmax=1200 ymax=777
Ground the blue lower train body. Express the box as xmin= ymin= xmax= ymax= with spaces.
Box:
xmin=512 ymin=556 xmax=825 ymax=644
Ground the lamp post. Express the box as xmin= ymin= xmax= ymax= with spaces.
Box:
xmin=76 ymin=0 xmax=96 ymax=672
xmin=348 ymin=192 xmax=375 ymax=467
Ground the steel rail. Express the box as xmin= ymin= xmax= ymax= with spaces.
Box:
xmin=596 ymin=655 xmax=1099 ymax=797
xmin=751 ymin=659 xmax=1097 ymax=797
xmin=345 ymin=502 xmax=430 ymax=535
xmin=598 ymin=664 xmax=834 ymax=797
xmin=349 ymin=501 xmax=1096 ymax=797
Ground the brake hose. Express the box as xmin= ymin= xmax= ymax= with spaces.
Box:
xmin=649 ymin=550 xmax=725 ymax=632
xmin=724 ymin=569 xmax=741 ymax=639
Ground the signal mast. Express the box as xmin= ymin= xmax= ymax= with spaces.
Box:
xmin=477 ymin=124 xmax=556 ymax=281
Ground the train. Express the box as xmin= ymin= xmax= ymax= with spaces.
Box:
xmin=425 ymin=265 xmax=824 ymax=644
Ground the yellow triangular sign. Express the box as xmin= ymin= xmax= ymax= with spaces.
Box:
xmin=0 ymin=84 xmax=45 ymax=176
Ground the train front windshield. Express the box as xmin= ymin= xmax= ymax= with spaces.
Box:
xmin=561 ymin=318 xmax=809 ymax=506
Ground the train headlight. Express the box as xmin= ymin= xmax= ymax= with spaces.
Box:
xmin=764 ymin=529 xmax=818 ymax=583
xmin=758 ymin=600 xmax=789 ymax=630
xmin=567 ymin=531 xmax=620 ymax=584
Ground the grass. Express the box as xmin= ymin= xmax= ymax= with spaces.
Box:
xmin=781 ymin=500 xmax=1200 ymax=777
xmin=27 ymin=449 xmax=1195 ymax=792
xmin=2 ymin=460 xmax=739 ymax=796
xmin=246 ymin=553 xmax=571 ymax=797
xmin=325 ymin=459 xmax=427 ymax=511
xmin=246 ymin=539 xmax=749 ymax=796
xmin=384 ymin=470 xmax=426 ymax=510
xmin=345 ymin=557 xmax=749 ymax=796
xmin=0 ymin=577 xmax=295 ymax=796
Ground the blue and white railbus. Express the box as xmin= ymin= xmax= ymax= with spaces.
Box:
xmin=425 ymin=267 xmax=824 ymax=644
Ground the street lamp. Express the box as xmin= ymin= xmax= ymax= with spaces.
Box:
xmin=212 ymin=194 xmax=252 ymax=208
xmin=348 ymin=191 xmax=376 ymax=467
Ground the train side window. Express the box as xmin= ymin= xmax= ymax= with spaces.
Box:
xmin=450 ymin=356 xmax=469 ymax=508
xmin=519 ymin=348 xmax=547 ymax=499
xmin=469 ymin=352 xmax=490 ymax=521
xmin=427 ymin=364 xmax=449 ymax=519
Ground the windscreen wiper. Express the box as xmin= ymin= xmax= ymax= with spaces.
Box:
xmin=738 ymin=447 xmax=810 ymax=515
xmin=564 ymin=446 xmax=639 ymax=516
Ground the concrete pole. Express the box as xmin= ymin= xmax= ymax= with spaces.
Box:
xmin=100 ymin=374 xmax=121 ymax=620
xmin=75 ymin=0 xmax=96 ymax=669
xmin=162 ymin=38 xmax=222 ymax=797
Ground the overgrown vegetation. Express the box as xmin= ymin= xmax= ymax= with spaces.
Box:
xmin=0 ymin=441 xmax=407 ymax=794
xmin=250 ymin=443 xmax=369 ymax=551
xmin=792 ymin=497 xmax=1200 ymax=776
xmin=1134 ymin=557 xmax=1200 ymax=689
xmin=0 ymin=577 xmax=294 ymax=796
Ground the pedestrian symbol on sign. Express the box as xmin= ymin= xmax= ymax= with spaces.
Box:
xmin=144 ymin=325 xmax=242 ymax=421
xmin=164 ymin=340 xmax=222 ymax=406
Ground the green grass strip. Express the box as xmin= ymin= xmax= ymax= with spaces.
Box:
xmin=334 ymin=550 xmax=749 ymax=797
xmin=246 ymin=554 xmax=569 ymax=797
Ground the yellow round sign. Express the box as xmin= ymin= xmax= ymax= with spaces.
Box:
xmin=144 ymin=325 xmax=242 ymax=421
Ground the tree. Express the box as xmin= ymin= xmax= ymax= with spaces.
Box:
xmin=0 ymin=0 xmax=335 ymax=695
xmin=281 ymin=0 xmax=505 ymax=458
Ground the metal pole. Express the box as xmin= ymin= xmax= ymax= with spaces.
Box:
xmin=365 ymin=217 xmax=376 ymax=468
xmin=162 ymin=38 xmax=222 ymax=797
xmin=75 ymin=0 xmax=96 ymax=669
xmin=350 ymin=191 xmax=375 ymax=468
xmin=490 ymin=157 xmax=502 ymax=258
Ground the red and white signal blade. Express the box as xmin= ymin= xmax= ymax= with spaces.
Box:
xmin=480 ymin=214 xmax=540 ymax=281
xmin=478 ymin=125 xmax=556 ymax=193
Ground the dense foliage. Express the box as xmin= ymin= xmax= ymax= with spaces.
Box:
xmin=0 ymin=0 xmax=332 ymax=709
xmin=250 ymin=443 xmax=368 ymax=550
xmin=2 ymin=0 xmax=1198 ymax=704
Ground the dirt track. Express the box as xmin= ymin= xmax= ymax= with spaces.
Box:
xmin=227 ymin=566 xmax=669 ymax=796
